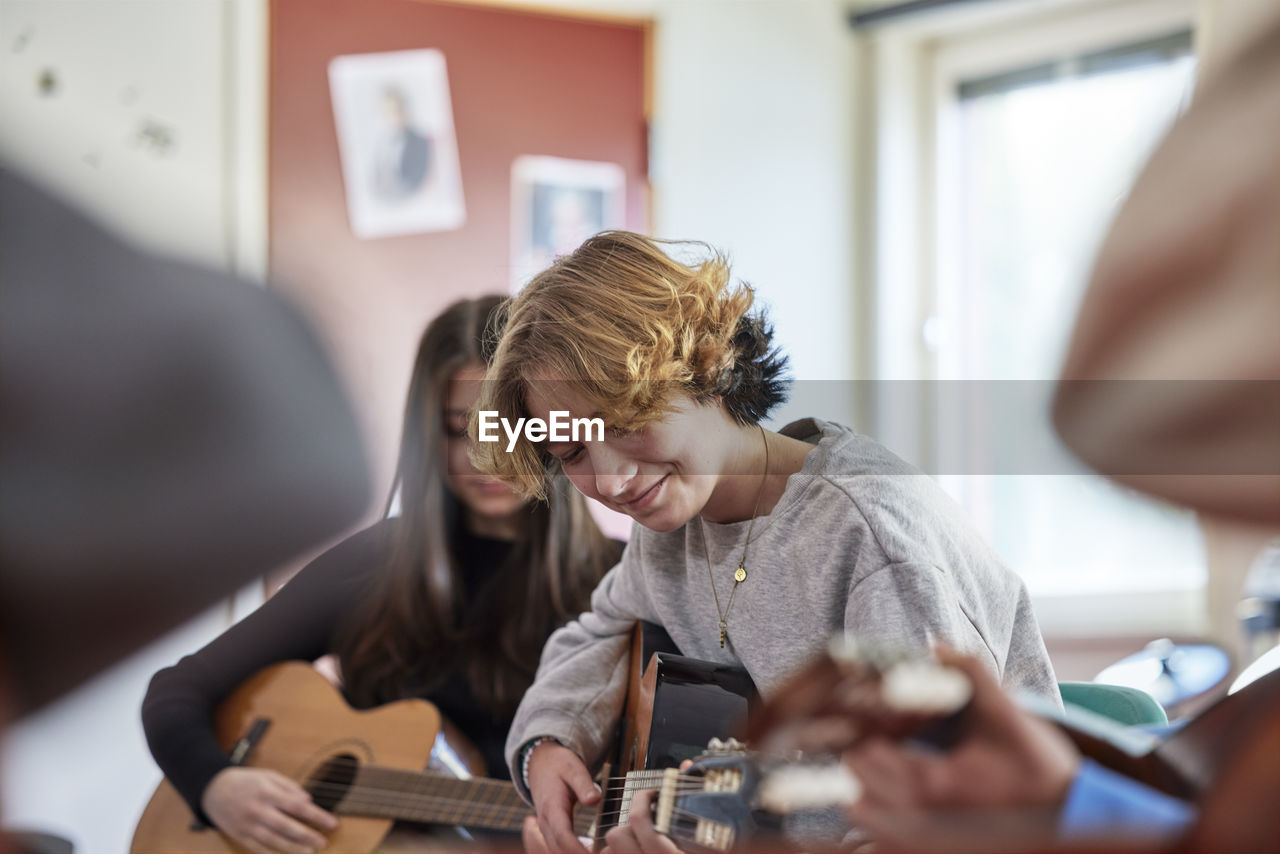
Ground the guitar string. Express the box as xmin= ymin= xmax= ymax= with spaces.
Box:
xmin=320 ymin=792 xmax=534 ymax=822
xmin=298 ymin=782 xmax=710 ymax=813
xmin=299 ymin=773 xmax=710 ymax=799
xmin=300 ymin=779 xmax=711 ymax=814
xmin=299 ymin=783 xmax=712 ymax=809
xmin=294 ymin=776 xmax=715 ymax=825
xmin=272 ymin=762 xmax=719 ymax=826
xmin=294 ymin=777 xmax=710 ymax=810
xmin=298 ymin=765 xmax=712 ymax=785
xmin=259 ymin=744 xmax=734 ymax=785
xmin=266 ymin=789 xmax=705 ymax=836
xmin=299 ymin=769 xmax=710 ymax=798
xmin=304 ymin=774 xmax=538 ymax=824
xmin=320 ymin=802 xmax=718 ymax=830
xmin=277 ymin=787 xmax=734 ymax=839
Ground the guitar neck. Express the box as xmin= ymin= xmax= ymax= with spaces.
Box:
xmin=338 ymin=768 xmax=528 ymax=830
xmin=612 ymin=769 xmax=668 ymax=826
xmin=338 ymin=767 xmax=597 ymax=837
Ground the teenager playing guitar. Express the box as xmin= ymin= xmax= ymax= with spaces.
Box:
xmin=141 ymin=297 xmax=621 ymax=854
xmin=470 ymin=232 xmax=1062 ymax=853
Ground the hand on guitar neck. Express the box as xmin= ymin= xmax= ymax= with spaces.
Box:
xmin=845 ymin=652 xmax=1078 ymax=848
xmin=749 ymin=645 xmax=1080 ymax=851
xmin=202 ymin=767 xmax=338 ymax=854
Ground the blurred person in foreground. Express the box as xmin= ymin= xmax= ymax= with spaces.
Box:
xmin=0 ymin=166 xmax=371 ymax=716
xmin=0 ymin=165 xmax=370 ymax=850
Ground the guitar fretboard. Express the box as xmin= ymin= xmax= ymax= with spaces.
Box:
xmin=613 ymin=769 xmax=667 ymax=827
xmin=339 ymin=768 xmax=528 ymax=830
xmin=337 ymin=767 xmax=596 ymax=836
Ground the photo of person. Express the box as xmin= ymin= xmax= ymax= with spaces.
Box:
xmin=329 ymin=49 xmax=465 ymax=238
xmin=510 ymin=155 xmax=624 ymax=290
xmin=372 ymin=85 xmax=432 ymax=201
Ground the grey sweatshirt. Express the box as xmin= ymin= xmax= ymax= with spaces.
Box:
xmin=506 ymin=418 xmax=1059 ymax=795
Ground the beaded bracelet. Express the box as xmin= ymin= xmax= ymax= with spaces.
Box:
xmin=520 ymin=735 xmax=565 ymax=791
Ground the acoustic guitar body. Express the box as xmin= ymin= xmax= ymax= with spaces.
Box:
xmin=131 ymin=662 xmax=441 ymax=854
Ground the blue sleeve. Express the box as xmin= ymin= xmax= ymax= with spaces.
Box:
xmin=1059 ymin=759 xmax=1196 ymax=842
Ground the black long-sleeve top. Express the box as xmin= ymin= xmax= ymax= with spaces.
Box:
xmin=141 ymin=517 xmax=521 ymax=818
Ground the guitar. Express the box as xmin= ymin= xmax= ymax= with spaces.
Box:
xmin=627 ymin=637 xmax=977 ymax=851
xmin=643 ymin=667 xmax=1280 ymax=853
xmin=590 ymin=622 xmax=759 ymax=845
xmin=130 ymin=624 xmax=744 ymax=854
xmin=131 ymin=630 xmax=1059 ymax=853
xmin=675 ymin=640 xmax=1280 ymax=851
xmin=592 ymin=627 xmax=972 ymax=849
xmin=129 ymin=661 xmax=595 ymax=854
xmin=588 ymin=628 xmax=957 ymax=850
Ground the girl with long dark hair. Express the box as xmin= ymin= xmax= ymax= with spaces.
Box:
xmin=142 ymin=296 xmax=620 ymax=854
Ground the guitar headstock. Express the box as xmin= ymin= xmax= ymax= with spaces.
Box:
xmin=654 ymin=738 xmax=861 ymax=851
xmin=651 ymin=739 xmax=758 ymax=851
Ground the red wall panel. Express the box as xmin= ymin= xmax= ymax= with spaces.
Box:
xmin=269 ymin=0 xmax=648 ymax=517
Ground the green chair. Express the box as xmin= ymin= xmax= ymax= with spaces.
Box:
xmin=1059 ymin=681 xmax=1168 ymax=727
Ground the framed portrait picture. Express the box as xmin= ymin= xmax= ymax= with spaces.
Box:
xmin=510 ymin=155 xmax=626 ymax=290
xmin=328 ymin=49 xmax=466 ymax=239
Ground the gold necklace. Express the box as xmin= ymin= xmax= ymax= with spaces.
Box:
xmin=700 ymin=424 xmax=770 ymax=649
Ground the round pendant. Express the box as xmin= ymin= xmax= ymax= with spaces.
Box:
xmin=734 ymin=565 xmax=747 ymax=583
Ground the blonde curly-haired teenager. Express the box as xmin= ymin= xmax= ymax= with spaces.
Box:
xmin=472 ymin=231 xmax=1059 ymax=852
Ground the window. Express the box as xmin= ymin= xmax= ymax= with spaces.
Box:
xmin=867 ymin=0 xmax=1206 ymax=633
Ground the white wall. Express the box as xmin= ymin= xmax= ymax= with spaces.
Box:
xmin=1 ymin=604 xmax=244 ymax=854
xmin=505 ymin=0 xmax=864 ymax=405
xmin=649 ymin=0 xmax=861 ymax=427
xmin=0 ymin=2 xmax=259 ymax=852
xmin=0 ymin=0 xmax=230 ymax=265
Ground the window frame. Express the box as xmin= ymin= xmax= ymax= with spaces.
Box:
xmin=862 ymin=0 xmax=1205 ymax=637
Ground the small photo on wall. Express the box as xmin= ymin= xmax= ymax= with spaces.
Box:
xmin=328 ymin=49 xmax=465 ymax=239
xmin=511 ymin=155 xmax=625 ymax=290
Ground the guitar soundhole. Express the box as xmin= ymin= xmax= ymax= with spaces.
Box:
xmin=305 ymin=753 xmax=359 ymax=812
